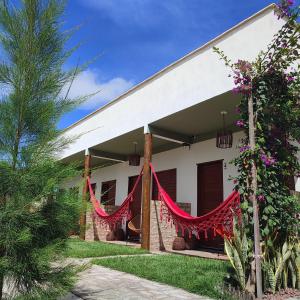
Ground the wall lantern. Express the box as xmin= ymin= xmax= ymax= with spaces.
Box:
xmin=216 ymin=111 xmax=233 ymax=149
xmin=128 ymin=142 xmax=141 ymax=166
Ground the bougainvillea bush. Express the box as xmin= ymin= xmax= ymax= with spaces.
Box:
xmin=215 ymin=0 xmax=300 ymax=293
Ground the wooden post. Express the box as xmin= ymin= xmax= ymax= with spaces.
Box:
xmin=141 ymin=133 xmax=152 ymax=250
xmin=248 ymin=93 xmax=263 ymax=298
xmin=79 ymin=150 xmax=91 ymax=240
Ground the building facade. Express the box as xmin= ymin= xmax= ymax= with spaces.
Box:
xmin=61 ymin=5 xmax=300 ymax=251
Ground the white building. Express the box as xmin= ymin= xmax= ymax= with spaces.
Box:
xmin=61 ymin=4 xmax=299 ymax=251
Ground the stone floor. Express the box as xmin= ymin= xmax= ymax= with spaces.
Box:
xmin=62 ymin=264 xmax=211 ymax=300
xmin=170 ymin=249 xmax=228 ymax=260
xmin=106 ymin=240 xmax=228 ymax=260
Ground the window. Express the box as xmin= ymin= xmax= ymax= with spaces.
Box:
xmin=101 ymin=180 xmax=116 ymax=205
xmin=152 ymin=169 xmax=177 ymax=202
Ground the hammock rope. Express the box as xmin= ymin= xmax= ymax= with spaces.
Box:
xmin=149 ymin=163 xmax=241 ymax=239
xmin=87 ymin=163 xmax=241 ymax=239
xmin=87 ymin=168 xmax=143 ymax=229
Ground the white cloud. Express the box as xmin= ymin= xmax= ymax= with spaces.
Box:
xmin=66 ymin=69 xmax=134 ymax=110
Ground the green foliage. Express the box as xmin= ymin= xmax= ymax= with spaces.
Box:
xmin=263 ymin=239 xmax=300 ymax=293
xmin=235 ymin=18 xmax=300 ymax=246
xmin=224 ymin=218 xmax=249 ymax=291
xmin=0 ymin=0 xmax=83 ymax=298
xmin=64 ymin=238 xmax=148 ymax=258
xmin=215 ymin=2 xmax=300 ymax=293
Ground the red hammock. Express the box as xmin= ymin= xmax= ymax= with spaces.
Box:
xmin=150 ymin=163 xmax=241 ymax=239
xmin=87 ymin=169 xmax=143 ymax=229
xmin=87 ymin=163 xmax=240 ymax=239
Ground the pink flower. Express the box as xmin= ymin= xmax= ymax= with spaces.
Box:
xmin=276 ymin=0 xmax=294 ymax=19
xmin=287 ymin=75 xmax=295 ymax=83
xmin=260 ymin=153 xmax=277 ymax=166
xmin=236 ymin=120 xmax=245 ymax=128
xmin=257 ymin=195 xmax=265 ymax=202
xmin=232 ymin=87 xmax=240 ymax=94
xmin=240 ymin=145 xmax=251 ymax=152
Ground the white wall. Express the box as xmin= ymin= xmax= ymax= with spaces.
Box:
xmin=60 ymin=6 xmax=285 ymax=159
xmin=65 ymin=132 xmax=244 ymax=216
xmin=64 ymin=130 xmax=300 ymax=217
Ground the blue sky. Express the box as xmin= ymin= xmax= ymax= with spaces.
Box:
xmin=59 ymin=0 xmax=279 ymax=129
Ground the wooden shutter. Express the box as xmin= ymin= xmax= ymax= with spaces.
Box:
xmin=101 ymin=180 xmax=116 ymax=205
xmin=152 ymin=168 xmax=177 ymax=202
xmin=197 ymin=160 xmax=224 ymax=250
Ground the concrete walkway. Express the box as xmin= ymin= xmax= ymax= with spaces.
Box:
xmin=63 ymin=264 xmax=211 ymax=300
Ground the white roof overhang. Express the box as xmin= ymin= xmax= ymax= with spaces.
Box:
xmin=60 ymin=4 xmax=285 ymax=167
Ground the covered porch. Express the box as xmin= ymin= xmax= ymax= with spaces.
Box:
xmin=63 ymin=91 xmax=241 ymax=253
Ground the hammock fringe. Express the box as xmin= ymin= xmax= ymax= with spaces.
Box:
xmin=87 ymin=168 xmax=143 ymax=229
xmin=87 ymin=163 xmax=241 ymax=239
xmin=150 ymin=163 xmax=241 ymax=239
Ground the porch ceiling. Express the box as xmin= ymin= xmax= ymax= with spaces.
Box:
xmin=62 ymin=91 xmax=241 ymax=169
xmin=62 ymin=128 xmax=177 ymax=168
xmin=151 ymin=91 xmax=240 ymax=140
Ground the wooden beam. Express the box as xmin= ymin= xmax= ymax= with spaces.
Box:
xmin=141 ymin=133 xmax=152 ymax=250
xmin=79 ymin=150 xmax=91 ymax=240
xmin=148 ymin=125 xmax=193 ymax=145
xmin=89 ymin=149 xmax=127 ymax=162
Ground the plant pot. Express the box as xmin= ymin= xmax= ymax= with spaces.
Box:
xmin=172 ymin=236 xmax=186 ymax=250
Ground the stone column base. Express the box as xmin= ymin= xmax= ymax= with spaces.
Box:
xmin=85 ymin=201 xmax=191 ymax=251
xmin=149 ymin=200 xmax=191 ymax=252
xmin=84 ymin=205 xmax=120 ymax=241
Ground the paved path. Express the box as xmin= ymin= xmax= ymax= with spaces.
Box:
xmin=62 ymin=264 xmax=210 ymax=300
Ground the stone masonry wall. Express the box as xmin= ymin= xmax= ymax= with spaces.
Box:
xmin=85 ymin=205 xmax=119 ymax=241
xmin=149 ymin=200 xmax=191 ymax=252
xmin=85 ymin=201 xmax=191 ymax=252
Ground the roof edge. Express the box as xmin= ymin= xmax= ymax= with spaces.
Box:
xmin=62 ymin=3 xmax=277 ymax=133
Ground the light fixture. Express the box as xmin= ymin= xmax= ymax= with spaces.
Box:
xmin=216 ymin=111 xmax=233 ymax=149
xmin=182 ymin=143 xmax=191 ymax=150
xmin=128 ymin=142 xmax=141 ymax=166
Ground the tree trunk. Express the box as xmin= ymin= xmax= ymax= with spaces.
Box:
xmin=0 ymin=272 xmax=4 ymax=300
xmin=248 ymin=93 xmax=263 ymax=298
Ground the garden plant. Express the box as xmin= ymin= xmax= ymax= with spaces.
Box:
xmin=0 ymin=0 xmax=84 ymax=299
xmin=215 ymin=0 xmax=300 ymax=297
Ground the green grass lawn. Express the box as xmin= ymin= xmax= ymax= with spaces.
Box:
xmin=92 ymin=254 xmax=233 ymax=299
xmin=64 ymin=238 xmax=148 ymax=258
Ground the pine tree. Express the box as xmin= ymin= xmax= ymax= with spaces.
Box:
xmin=0 ymin=0 xmax=82 ymax=298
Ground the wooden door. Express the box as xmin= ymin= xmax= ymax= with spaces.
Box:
xmin=127 ymin=175 xmax=142 ymax=238
xmin=197 ymin=160 xmax=224 ymax=251
xmin=152 ymin=168 xmax=177 ymax=201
